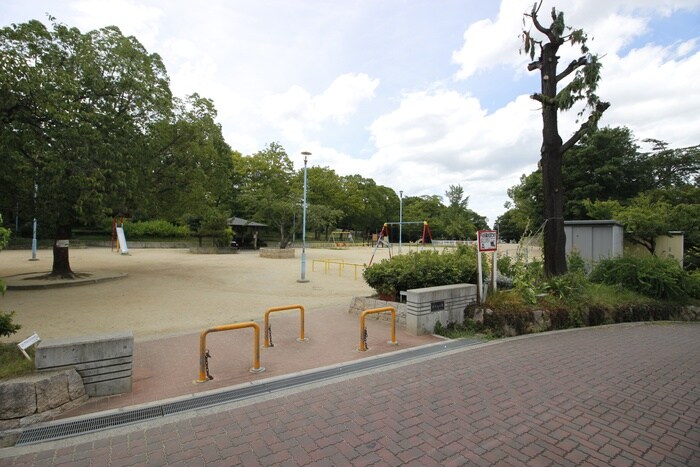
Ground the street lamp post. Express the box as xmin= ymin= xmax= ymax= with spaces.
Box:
xmin=298 ymin=151 xmax=311 ymax=283
xmin=399 ymin=190 xmax=403 ymax=254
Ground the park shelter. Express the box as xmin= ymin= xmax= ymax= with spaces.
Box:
xmin=226 ymin=216 xmax=267 ymax=228
xmin=227 ymin=217 xmax=268 ymax=247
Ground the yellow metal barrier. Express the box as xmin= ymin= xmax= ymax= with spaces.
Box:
xmin=263 ymin=304 xmax=308 ymax=348
xmin=195 ymin=322 xmax=265 ymax=383
xmin=358 ymin=306 xmax=398 ymax=352
xmin=312 ymin=258 xmax=365 ymax=280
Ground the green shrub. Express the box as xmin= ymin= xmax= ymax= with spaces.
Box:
xmin=590 ymin=255 xmax=692 ymax=301
xmin=511 ymin=258 xmax=545 ymax=304
xmin=567 ymin=250 xmax=587 ymax=274
xmin=0 ymin=310 xmax=21 ymax=338
xmin=0 ymin=215 xmax=9 ymax=250
xmin=497 ymin=254 xmax=515 ymax=277
xmin=124 ymin=220 xmax=191 ymax=238
xmin=363 ymin=245 xmax=479 ymax=299
xmin=687 ymin=271 xmax=700 ymax=299
xmin=1 ymin=278 xmax=21 ymax=338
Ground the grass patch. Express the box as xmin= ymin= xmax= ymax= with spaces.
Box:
xmin=0 ymin=343 xmax=35 ymax=380
xmin=434 ymin=319 xmax=498 ymax=340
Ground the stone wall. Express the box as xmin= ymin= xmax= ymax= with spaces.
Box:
xmin=348 ymin=297 xmax=407 ymax=328
xmin=0 ymin=369 xmax=87 ymax=430
xmin=260 ymin=248 xmax=296 ymax=259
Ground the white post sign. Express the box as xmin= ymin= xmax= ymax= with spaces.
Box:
xmin=477 ymin=230 xmax=498 ymax=303
xmin=17 ymin=332 xmax=41 ymax=360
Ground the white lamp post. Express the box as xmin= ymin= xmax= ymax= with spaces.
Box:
xmin=298 ymin=151 xmax=311 ymax=283
xmin=399 ymin=190 xmax=403 ymax=254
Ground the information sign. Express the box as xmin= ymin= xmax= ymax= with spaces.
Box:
xmin=478 ymin=230 xmax=498 ymax=252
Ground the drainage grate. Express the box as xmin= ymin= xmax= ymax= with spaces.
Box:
xmin=16 ymin=338 xmax=482 ymax=446
xmin=16 ymin=406 xmax=164 ymax=445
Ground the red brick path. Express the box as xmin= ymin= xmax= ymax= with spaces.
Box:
xmin=2 ymin=322 xmax=699 ymax=465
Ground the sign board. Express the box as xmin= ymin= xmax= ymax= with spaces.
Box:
xmin=116 ymin=227 xmax=129 ymax=254
xmin=17 ymin=332 xmax=41 ymax=360
xmin=478 ymin=230 xmax=498 ymax=252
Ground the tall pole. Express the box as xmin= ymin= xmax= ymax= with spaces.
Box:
xmin=29 ymin=180 xmax=39 ymax=261
xmin=399 ymin=190 xmax=403 ymax=254
xmin=298 ymin=151 xmax=311 ymax=283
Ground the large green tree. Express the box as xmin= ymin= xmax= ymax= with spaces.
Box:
xmin=142 ymin=93 xmax=233 ymax=224
xmin=232 ymin=142 xmax=298 ymax=247
xmin=296 ymin=166 xmax=344 ymax=240
xmin=522 ymin=2 xmax=609 ymax=276
xmin=1 ymin=19 xmax=171 ymax=276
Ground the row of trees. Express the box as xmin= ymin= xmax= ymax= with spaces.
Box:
xmin=230 ymin=143 xmax=487 ymax=247
xmin=1 ymin=18 xmax=488 ymax=276
xmin=497 ymin=126 xmax=700 ymax=268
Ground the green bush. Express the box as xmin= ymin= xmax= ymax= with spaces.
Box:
xmin=687 ymin=271 xmax=700 ymax=299
xmin=363 ymin=245 xmax=479 ymax=299
xmin=590 ymin=255 xmax=693 ymax=301
xmin=124 ymin=220 xmax=191 ymax=238
xmin=0 ymin=310 xmax=21 ymax=338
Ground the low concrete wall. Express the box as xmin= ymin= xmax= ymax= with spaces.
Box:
xmin=0 ymin=369 xmax=87 ymax=430
xmin=260 ymin=248 xmax=296 ymax=259
xmin=35 ymin=332 xmax=133 ymax=397
xmin=405 ymin=284 xmax=477 ymax=335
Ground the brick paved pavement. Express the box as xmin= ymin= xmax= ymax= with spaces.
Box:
xmin=2 ymin=322 xmax=699 ymax=466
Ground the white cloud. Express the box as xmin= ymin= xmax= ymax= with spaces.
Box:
xmin=314 ymin=74 xmax=380 ymax=124
xmin=260 ymin=73 xmax=379 ymax=141
xmin=367 ymin=90 xmax=542 ymax=223
xmin=600 ymin=39 xmax=700 ymax=146
xmin=452 ymin=0 xmax=524 ymax=80
xmin=71 ymin=0 xmax=162 ymax=49
xmin=452 ymin=0 xmax=699 ymax=80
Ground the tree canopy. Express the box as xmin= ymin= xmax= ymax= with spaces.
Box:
xmin=1 ymin=19 xmax=172 ymax=275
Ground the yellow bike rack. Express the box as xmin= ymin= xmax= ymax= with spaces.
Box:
xmin=195 ymin=321 xmax=265 ymax=383
xmin=263 ymin=304 xmax=308 ymax=348
xmin=358 ymin=306 xmax=398 ymax=352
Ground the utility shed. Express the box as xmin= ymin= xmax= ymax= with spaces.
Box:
xmin=564 ymin=220 xmax=624 ymax=264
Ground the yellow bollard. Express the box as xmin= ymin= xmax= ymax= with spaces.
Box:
xmin=358 ymin=306 xmax=398 ymax=352
xmin=195 ymin=321 xmax=265 ymax=383
xmin=263 ymin=304 xmax=307 ymax=348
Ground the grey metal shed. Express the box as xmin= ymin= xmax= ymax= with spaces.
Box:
xmin=564 ymin=220 xmax=624 ymax=264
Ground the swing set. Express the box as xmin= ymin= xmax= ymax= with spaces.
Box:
xmin=368 ymin=221 xmax=435 ymax=265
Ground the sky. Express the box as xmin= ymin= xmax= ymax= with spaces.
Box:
xmin=2 ymin=0 xmax=700 ymax=226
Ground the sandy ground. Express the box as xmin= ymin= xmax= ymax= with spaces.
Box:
xmin=1 ymin=242 xmax=533 ymax=344
xmin=0 ymin=246 xmax=394 ymax=343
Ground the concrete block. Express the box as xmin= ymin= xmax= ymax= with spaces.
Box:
xmin=35 ymin=331 xmax=133 ymax=397
xmin=405 ymin=284 xmax=477 ymax=335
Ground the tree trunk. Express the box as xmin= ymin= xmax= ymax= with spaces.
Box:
xmin=51 ymin=224 xmax=74 ymax=278
xmin=540 ymin=42 xmax=568 ymax=277
xmin=279 ymin=224 xmax=289 ymax=249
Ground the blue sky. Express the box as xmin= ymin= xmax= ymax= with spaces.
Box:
xmin=2 ymin=0 xmax=700 ymax=225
